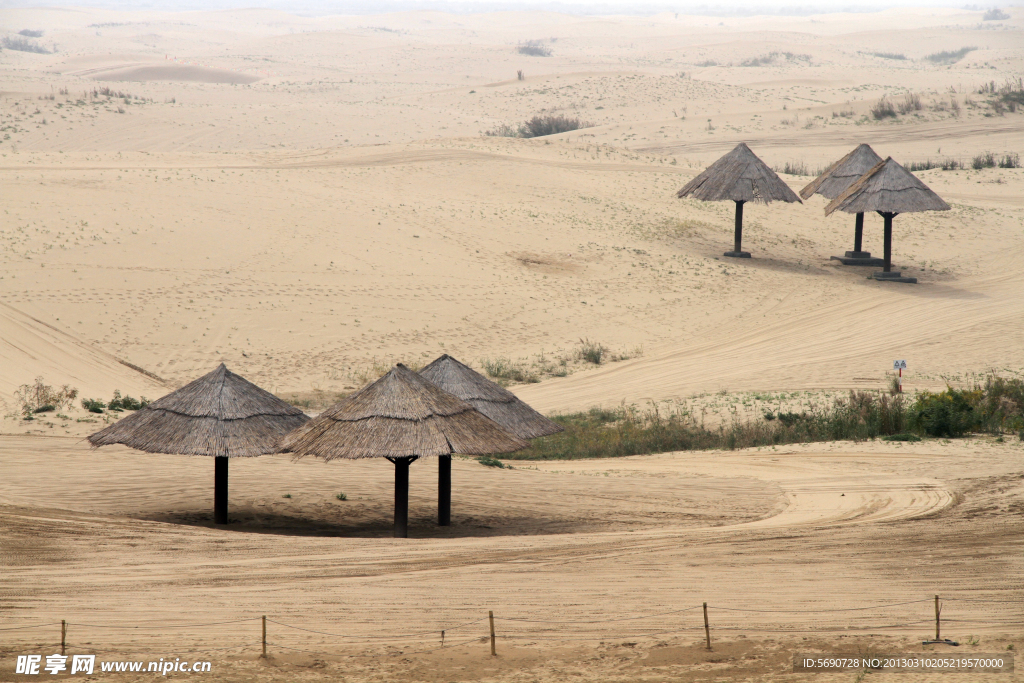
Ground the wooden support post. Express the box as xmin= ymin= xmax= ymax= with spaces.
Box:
xmin=854 ymin=212 xmax=864 ymax=253
xmin=489 ymin=610 xmax=496 ymax=656
xmin=61 ymin=620 xmax=66 ymax=656
xmin=214 ymin=456 xmax=229 ymax=524
xmin=703 ymin=602 xmax=711 ymax=651
xmin=733 ymin=201 xmax=744 ymax=253
xmin=388 ymin=456 xmax=417 ymax=538
xmin=880 ymin=211 xmax=894 ymax=273
xmin=935 ymin=595 xmax=941 ymax=641
xmin=262 ymin=615 xmax=267 ymax=658
xmin=438 ymin=455 xmax=451 ymax=526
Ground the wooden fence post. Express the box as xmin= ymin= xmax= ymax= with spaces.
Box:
xmin=935 ymin=596 xmax=941 ymax=641
xmin=61 ymin=620 xmax=66 ymax=656
xmin=489 ymin=610 xmax=496 ymax=656
xmin=262 ymin=615 xmax=267 ymax=658
xmin=703 ymin=603 xmax=711 ymax=651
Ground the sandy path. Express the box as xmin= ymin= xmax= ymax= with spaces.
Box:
xmin=2 ymin=435 xmax=1020 ymax=658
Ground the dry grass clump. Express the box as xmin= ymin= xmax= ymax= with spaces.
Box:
xmin=482 ymin=357 xmax=540 ymax=384
xmin=871 ymin=97 xmax=897 ymax=119
xmin=906 ymin=158 xmax=964 ymax=171
xmin=13 ymin=378 xmax=78 ymax=417
xmin=774 ymin=160 xmax=809 ymax=176
xmin=897 ymin=92 xmax=922 ymax=114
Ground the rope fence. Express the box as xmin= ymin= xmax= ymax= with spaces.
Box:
xmin=4 ymin=595 xmax=1022 ymax=659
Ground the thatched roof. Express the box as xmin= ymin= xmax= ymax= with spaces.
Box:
xmin=799 ymin=144 xmax=884 ymax=200
xmin=825 ymin=157 xmax=951 ymax=216
xmin=419 ymin=355 xmax=563 ymax=439
xmin=279 ymin=364 xmax=528 ymax=461
xmin=676 ymin=143 xmax=802 ymax=205
xmin=88 ymin=363 xmax=309 ymax=458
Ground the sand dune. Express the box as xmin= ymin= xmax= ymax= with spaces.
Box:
xmin=87 ymin=64 xmax=261 ymax=84
xmin=0 ymin=6 xmax=1022 ymax=680
xmin=0 ymin=302 xmax=166 ymax=415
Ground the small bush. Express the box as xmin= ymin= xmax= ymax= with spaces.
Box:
xmin=82 ymin=398 xmax=106 ymax=413
xmin=883 ymin=433 xmax=922 ymax=442
xmin=522 ymin=115 xmax=590 ymax=138
xmin=972 ymin=151 xmax=997 ymax=169
xmin=335 ymin=492 xmax=347 ymax=501
xmin=695 ymin=60 xmax=719 ymax=67
xmin=32 ymin=405 xmax=56 ymax=414
xmin=517 ymin=40 xmax=552 ymax=57
xmin=998 ymin=153 xmax=1020 ymax=168
xmin=1 ymin=35 xmax=51 ymax=53
xmin=897 ymin=92 xmax=922 ymax=115
xmin=983 ymin=8 xmax=1009 ymax=20
xmin=576 ymin=338 xmax=608 ymax=365
xmin=15 ymin=378 xmax=78 ymax=416
xmin=478 ymin=455 xmax=507 ymax=468
xmin=18 ymin=29 xmax=44 ymax=38
xmin=871 ymin=97 xmax=897 ymax=119
xmin=925 ymin=47 xmax=977 ymax=64
xmin=908 ymin=388 xmax=982 ymax=437
xmin=486 ymin=114 xmax=592 ymax=139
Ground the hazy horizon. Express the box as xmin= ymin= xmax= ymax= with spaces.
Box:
xmin=2 ymin=0 xmax=1019 ymax=15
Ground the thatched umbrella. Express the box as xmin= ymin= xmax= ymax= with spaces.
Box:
xmin=419 ymin=354 xmax=562 ymax=526
xmin=676 ymin=142 xmax=801 ymax=258
xmin=88 ymin=363 xmax=309 ymax=524
xmin=800 ymin=144 xmax=885 ymax=265
xmin=279 ymin=364 xmax=527 ymax=538
xmin=825 ymin=157 xmax=950 ymax=283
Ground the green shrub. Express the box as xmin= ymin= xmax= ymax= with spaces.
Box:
xmin=478 ymin=455 xmax=507 ymax=468
xmin=82 ymin=398 xmax=105 ymax=413
xmin=32 ymin=405 xmax=55 ymax=413
xmin=335 ymin=492 xmax=347 ymax=501
xmin=106 ymin=390 xmax=148 ymax=412
xmin=908 ymin=388 xmax=982 ymax=437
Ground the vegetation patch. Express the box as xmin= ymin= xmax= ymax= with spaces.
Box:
xmin=14 ymin=378 xmax=78 ymax=417
xmin=924 ymin=47 xmax=977 ymax=64
xmin=506 ymin=375 xmax=1024 ymax=460
xmin=486 ymin=114 xmax=593 ymax=138
xmin=517 ymin=40 xmax=552 ymax=57
xmin=1 ymin=35 xmax=51 ymax=53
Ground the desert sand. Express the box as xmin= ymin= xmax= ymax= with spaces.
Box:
xmin=1 ymin=5 xmax=1023 ymax=681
